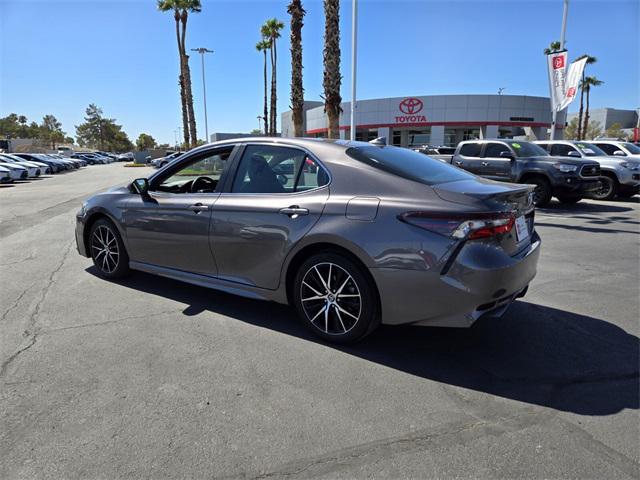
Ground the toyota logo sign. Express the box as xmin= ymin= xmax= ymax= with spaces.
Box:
xmin=399 ymin=97 xmax=424 ymax=115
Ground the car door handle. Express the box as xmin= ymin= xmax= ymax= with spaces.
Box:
xmin=481 ymin=161 xmax=489 ymax=167
xmin=279 ymin=206 xmax=309 ymax=217
xmin=189 ymin=203 xmax=209 ymax=213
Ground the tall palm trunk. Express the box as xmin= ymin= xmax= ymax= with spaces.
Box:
xmin=269 ymin=41 xmax=277 ymax=135
xmin=288 ymin=0 xmax=305 ymax=137
xmin=323 ymin=0 xmax=341 ymax=139
xmin=263 ymin=49 xmax=269 ymax=135
xmin=577 ymin=72 xmax=585 ymax=140
xmin=583 ymin=87 xmax=591 ymax=139
xmin=174 ymin=10 xmax=190 ymax=147
xmin=181 ymin=11 xmax=197 ymax=147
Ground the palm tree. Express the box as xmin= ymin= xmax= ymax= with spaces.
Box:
xmin=261 ymin=18 xmax=285 ymax=136
xmin=157 ymin=0 xmax=201 ymax=148
xmin=543 ymin=41 xmax=561 ymax=55
xmin=256 ymin=40 xmax=271 ymax=135
xmin=581 ymin=76 xmax=604 ymax=139
xmin=323 ymin=0 xmax=341 ymax=139
xmin=158 ymin=0 xmax=190 ymax=147
xmin=575 ymin=54 xmax=597 ymax=140
xmin=288 ymin=0 xmax=306 ymax=137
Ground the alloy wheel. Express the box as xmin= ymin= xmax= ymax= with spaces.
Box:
xmin=593 ymin=177 xmax=614 ymax=200
xmin=300 ymin=262 xmax=362 ymax=335
xmin=91 ymin=225 xmax=120 ymax=274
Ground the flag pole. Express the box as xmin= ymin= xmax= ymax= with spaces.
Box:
xmin=350 ymin=0 xmax=358 ymax=141
xmin=550 ymin=0 xmax=569 ymax=140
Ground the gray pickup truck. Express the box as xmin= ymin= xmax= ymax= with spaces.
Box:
xmin=449 ymin=139 xmax=601 ymax=206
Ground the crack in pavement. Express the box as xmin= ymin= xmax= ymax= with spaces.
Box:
xmin=0 ymin=252 xmax=37 ymax=267
xmin=0 ymin=241 xmax=74 ymax=378
xmin=0 ymin=285 xmax=33 ymax=325
xmin=41 ymin=309 xmax=179 ymax=334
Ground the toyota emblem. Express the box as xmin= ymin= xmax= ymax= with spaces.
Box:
xmin=399 ymin=97 xmax=424 ymax=115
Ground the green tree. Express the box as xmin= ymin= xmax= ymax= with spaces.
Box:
xmin=157 ymin=0 xmax=202 ymax=148
xmin=261 ymin=18 xmax=285 ymax=136
xmin=256 ymin=39 xmax=271 ymax=135
xmin=583 ymin=120 xmax=603 ymax=140
xmin=323 ymin=0 xmax=342 ymax=139
xmin=41 ymin=115 xmax=65 ymax=148
xmin=136 ymin=133 xmax=158 ymax=151
xmin=288 ymin=0 xmax=306 ymax=137
xmin=75 ymin=104 xmax=133 ymax=152
xmin=605 ymin=122 xmax=625 ymax=140
xmin=564 ymin=117 xmax=579 ymax=140
xmin=543 ymin=40 xmax=562 ymax=55
xmin=581 ymin=76 xmax=604 ymax=139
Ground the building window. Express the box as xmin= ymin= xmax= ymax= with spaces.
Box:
xmin=444 ymin=128 xmax=457 ymax=147
xmin=392 ymin=130 xmax=402 ymax=146
xmin=355 ymin=128 xmax=378 ymax=142
xmin=408 ymin=128 xmax=431 ymax=148
xmin=462 ymin=129 xmax=480 ymax=141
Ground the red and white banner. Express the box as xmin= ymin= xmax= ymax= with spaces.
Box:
xmin=546 ymin=51 xmax=568 ymax=112
xmin=557 ymin=56 xmax=587 ymax=111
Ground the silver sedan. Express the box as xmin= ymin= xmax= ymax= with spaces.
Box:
xmin=75 ymin=138 xmax=540 ymax=343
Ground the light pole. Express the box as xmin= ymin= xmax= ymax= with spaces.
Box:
xmin=191 ymin=47 xmax=214 ymax=143
xmin=550 ymin=0 xmax=569 ymax=140
xmin=350 ymin=0 xmax=358 ymax=141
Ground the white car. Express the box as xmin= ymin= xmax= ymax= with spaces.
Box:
xmin=0 ymin=165 xmax=12 ymax=183
xmin=0 ymin=161 xmax=29 ymax=180
xmin=590 ymin=140 xmax=640 ymax=161
xmin=0 ymin=154 xmax=44 ymax=176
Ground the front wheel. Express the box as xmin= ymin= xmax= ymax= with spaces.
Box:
xmin=527 ymin=177 xmax=552 ymax=207
xmin=89 ymin=218 xmax=130 ymax=279
xmin=293 ymin=252 xmax=379 ymax=343
xmin=591 ymin=175 xmax=618 ymax=200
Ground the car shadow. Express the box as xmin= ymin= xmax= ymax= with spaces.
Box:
xmin=86 ymin=267 xmax=639 ymax=416
xmin=539 ymin=201 xmax=634 ymax=214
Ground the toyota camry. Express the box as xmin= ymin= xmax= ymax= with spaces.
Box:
xmin=75 ymin=138 xmax=540 ymax=343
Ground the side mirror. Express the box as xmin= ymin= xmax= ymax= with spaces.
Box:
xmin=277 ymin=174 xmax=288 ymax=185
xmin=567 ymin=150 xmax=581 ymax=157
xmin=613 ymin=150 xmax=626 ymax=156
xmin=499 ymin=151 xmax=514 ymax=159
xmin=131 ymin=178 xmax=149 ymax=196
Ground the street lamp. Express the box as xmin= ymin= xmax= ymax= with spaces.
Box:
xmin=191 ymin=47 xmax=214 ymax=142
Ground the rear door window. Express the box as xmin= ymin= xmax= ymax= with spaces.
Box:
xmin=458 ymin=143 xmax=481 ymax=157
xmin=231 ymin=145 xmax=329 ymax=194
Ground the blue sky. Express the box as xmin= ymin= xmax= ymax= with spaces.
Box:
xmin=1 ymin=0 xmax=638 ymax=145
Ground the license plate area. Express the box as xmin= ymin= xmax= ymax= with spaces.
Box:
xmin=515 ymin=215 xmax=529 ymax=242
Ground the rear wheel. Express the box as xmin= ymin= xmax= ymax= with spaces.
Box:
xmin=293 ymin=252 xmax=379 ymax=343
xmin=89 ymin=218 xmax=130 ymax=279
xmin=527 ymin=177 xmax=552 ymax=207
xmin=591 ymin=174 xmax=618 ymax=200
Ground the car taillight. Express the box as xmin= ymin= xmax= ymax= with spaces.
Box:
xmin=398 ymin=212 xmax=515 ymax=240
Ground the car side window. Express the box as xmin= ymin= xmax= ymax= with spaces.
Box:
xmin=155 ymin=147 xmax=234 ymax=194
xmin=594 ymin=143 xmax=619 ymax=155
xmin=231 ymin=145 xmax=328 ymax=194
xmin=550 ymin=144 xmax=577 ymax=156
xmin=483 ymin=143 xmax=511 ymax=158
xmin=458 ymin=143 xmax=481 ymax=157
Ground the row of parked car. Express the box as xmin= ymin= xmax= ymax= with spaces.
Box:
xmin=420 ymin=139 xmax=640 ymax=206
xmin=0 ymin=151 xmax=120 ymax=184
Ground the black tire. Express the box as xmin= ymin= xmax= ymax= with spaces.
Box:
xmin=591 ymin=174 xmax=618 ymax=201
xmin=89 ymin=218 xmax=130 ymax=279
xmin=527 ymin=177 xmax=553 ymax=207
xmin=293 ymin=252 xmax=379 ymax=343
xmin=160 ymin=162 xmax=167 ymax=168
xmin=557 ymin=195 xmax=582 ymax=205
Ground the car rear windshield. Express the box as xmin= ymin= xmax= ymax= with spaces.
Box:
xmin=346 ymin=145 xmax=474 ymax=185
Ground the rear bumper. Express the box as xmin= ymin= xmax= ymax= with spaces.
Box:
xmin=371 ymin=232 xmax=541 ymax=327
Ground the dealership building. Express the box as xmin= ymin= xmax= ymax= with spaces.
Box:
xmin=281 ymin=94 xmax=565 ymax=147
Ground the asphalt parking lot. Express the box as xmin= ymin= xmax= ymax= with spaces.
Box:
xmin=1 ymin=163 xmax=638 ymax=479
